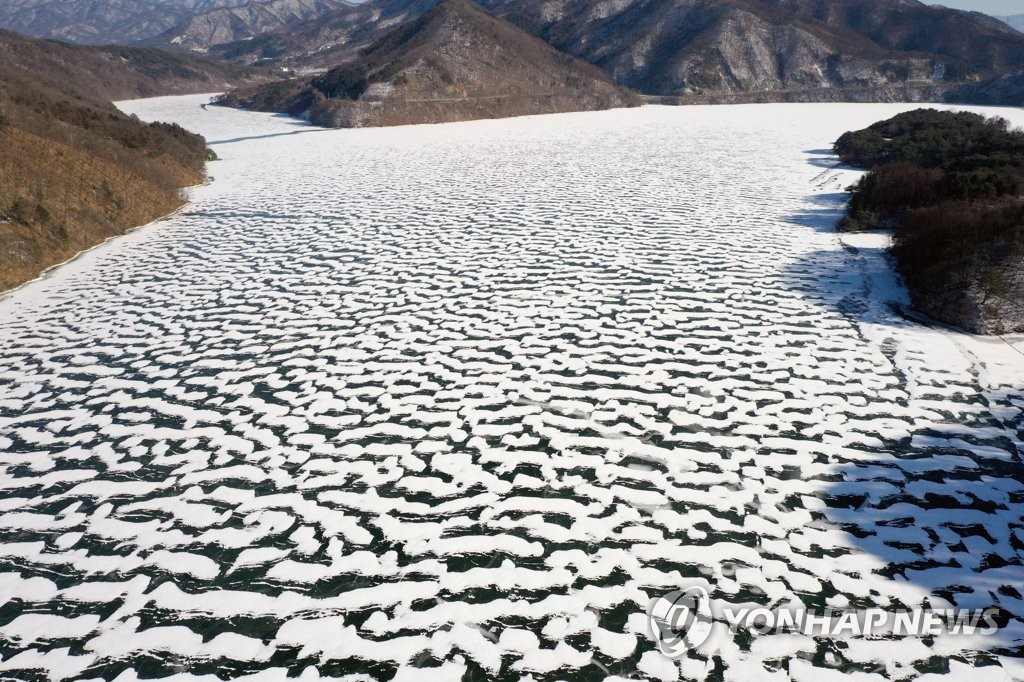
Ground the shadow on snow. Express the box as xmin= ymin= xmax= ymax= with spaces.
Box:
xmin=774 ymin=150 xmax=1024 ymax=658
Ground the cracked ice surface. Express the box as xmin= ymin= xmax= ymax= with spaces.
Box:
xmin=0 ymin=96 xmax=1023 ymax=680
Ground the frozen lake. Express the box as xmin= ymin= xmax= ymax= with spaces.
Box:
xmin=1 ymin=97 xmax=1023 ymax=680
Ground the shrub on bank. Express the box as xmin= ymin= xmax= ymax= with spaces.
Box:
xmin=835 ymin=109 xmax=1024 ymax=332
xmin=840 ymin=162 xmax=944 ymax=231
xmin=834 ymin=109 xmax=1024 ymax=168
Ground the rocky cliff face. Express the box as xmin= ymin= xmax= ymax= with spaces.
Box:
xmin=630 ymin=7 xmax=936 ymax=95
xmin=476 ymin=0 xmax=1024 ymax=97
xmin=221 ymin=0 xmax=638 ymax=127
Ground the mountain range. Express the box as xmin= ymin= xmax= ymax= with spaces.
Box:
xmin=203 ymin=0 xmax=439 ymax=67
xmin=207 ymin=0 xmax=1024 ymax=119
xmin=0 ymin=0 xmax=347 ymax=46
xmin=476 ymin=0 xmax=1024 ymax=97
xmin=0 ymin=0 xmax=255 ymax=44
xmin=219 ymin=0 xmax=637 ymax=126
xmin=5 ymin=0 xmax=1024 ymax=102
xmin=4 ymin=0 xmax=1024 ymax=121
xmin=149 ymin=0 xmax=347 ymax=53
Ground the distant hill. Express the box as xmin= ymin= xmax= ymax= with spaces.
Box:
xmin=207 ymin=0 xmax=438 ymax=68
xmin=0 ymin=0 xmax=189 ymax=44
xmin=0 ymin=29 xmax=257 ymax=100
xmin=169 ymin=0 xmax=253 ymax=8
xmin=0 ymin=0 xmax=329 ymax=47
xmin=0 ymin=0 xmax=249 ymax=44
xmin=0 ymin=30 xmax=256 ymax=291
xmin=150 ymin=0 xmax=347 ymax=53
xmin=947 ymin=71 xmax=1024 ymax=106
xmin=998 ymin=13 xmax=1024 ymax=33
xmin=211 ymin=0 xmax=1024 ymax=104
xmin=219 ymin=0 xmax=638 ymax=127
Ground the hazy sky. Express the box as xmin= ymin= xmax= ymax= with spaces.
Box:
xmin=925 ymin=0 xmax=1024 ymax=15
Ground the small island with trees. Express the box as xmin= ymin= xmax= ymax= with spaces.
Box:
xmin=835 ymin=109 xmax=1024 ymax=334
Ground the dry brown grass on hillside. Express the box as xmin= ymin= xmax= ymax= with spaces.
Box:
xmin=0 ymin=30 xmax=226 ymax=293
xmin=0 ymin=126 xmax=204 ymax=291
